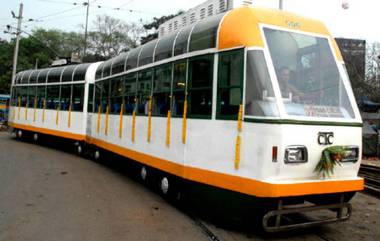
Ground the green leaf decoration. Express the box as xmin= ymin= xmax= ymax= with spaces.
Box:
xmin=314 ymin=146 xmax=348 ymax=178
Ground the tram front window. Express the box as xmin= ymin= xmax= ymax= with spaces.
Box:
xmin=263 ymin=27 xmax=355 ymax=119
xmin=245 ymin=50 xmax=280 ymax=117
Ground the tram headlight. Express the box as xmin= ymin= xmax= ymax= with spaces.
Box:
xmin=341 ymin=146 xmax=359 ymax=163
xmin=284 ymin=146 xmax=308 ymax=164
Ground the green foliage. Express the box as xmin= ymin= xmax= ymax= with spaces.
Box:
xmin=0 ymin=40 xmax=13 ymax=93
xmin=314 ymin=146 xmax=348 ymax=178
xmin=0 ymin=14 xmax=148 ymax=93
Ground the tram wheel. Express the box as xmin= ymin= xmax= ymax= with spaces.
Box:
xmin=33 ymin=133 xmax=39 ymax=142
xmin=94 ymin=149 xmax=101 ymax=161
xmin=159 ymin=176 xmax=181 ymax=201
xmin=16 ymin=129 xmax=23 ymax=139
xmin=160 ymin=177 xmax=170 ymax=195
xmin=140 ymin=166 xmax=147 ymax=181
xmin=77 ymin=143 xmax=84 ymax=156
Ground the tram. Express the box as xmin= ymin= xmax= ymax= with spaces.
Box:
xmin=8 ymin=6 xmax=363 ymax=232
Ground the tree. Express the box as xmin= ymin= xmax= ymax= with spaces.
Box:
xmin=364 ymin=42 xmax=380 ymax=101
xmin=140 ymin=11 xmax=184 ymax=44
xmin=0 ymin=39 xmax=13 ymax=93
xmin=87 ymin=15 xmax=142 ymax=59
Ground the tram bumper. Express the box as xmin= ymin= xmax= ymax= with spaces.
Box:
xmin=262 ymin=193 xmax=351 ymax=232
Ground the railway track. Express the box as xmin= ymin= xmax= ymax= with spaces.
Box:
xmin=359 ymin=164 xmax=380 ymax=197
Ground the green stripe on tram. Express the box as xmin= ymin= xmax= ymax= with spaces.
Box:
xmin=244 ymin=118 xmax=363 ymax=127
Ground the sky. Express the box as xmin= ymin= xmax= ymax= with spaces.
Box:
xmin=0 ymin=0 xmax=379 ymax=43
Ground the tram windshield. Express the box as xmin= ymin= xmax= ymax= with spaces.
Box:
xmin=263 ymin=27 xmax=355 ymax=119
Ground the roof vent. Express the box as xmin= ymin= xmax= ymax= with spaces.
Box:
xmin=158 ymin=0 xmax=253 ymax=38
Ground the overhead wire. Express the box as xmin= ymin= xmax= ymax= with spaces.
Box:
xmin=33 ymin=5 xmax=85 ymax=20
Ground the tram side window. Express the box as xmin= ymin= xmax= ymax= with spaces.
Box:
xmin=11 ymin=87 xmax=18 ymax=106
xmin=153 ymin=64 xmax=172 ymax=116
xmin=216 ymin=49 xmax=244 ymax=120
xmin=60 ymin=84 xmax=72 ymax=111
xmin=20 ymin=87 xmax=28 ymax=107
xmin=88 ymin=83 xmax=94 ymax=113
xmin=46 ymin=85 xmax=60 ymax=110
xmin=36 ymin=86 xmax=46 ymax=108
xmin=137 ymin=70 xmax=152 ymax=115
xmin=101 ymin=80 xmax=110 ymax=113
xmin=172 ymin=60 xmax=187 ymax=117
xmin=124 ymin=73 xmax=137 ymax=114
xmin=245 ymin=50 xmax=279 ymax=117
xmin=188 ymin=55 xmax=213 ymax=118
xmin=110 ymin=77 xmax=124 ymax=114
xmin=94 ymin=81 xmax=103 ymax=113
xmin=28 ymin=86 xmax=37 ymax=108
xmin=72 ymin=84 xmax=84 ymax=112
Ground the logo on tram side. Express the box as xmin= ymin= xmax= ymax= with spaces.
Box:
xmin=318 ymin=132 xmax=334 ymax=145
xmin=285 ymin=20 xmax=301 ymax=29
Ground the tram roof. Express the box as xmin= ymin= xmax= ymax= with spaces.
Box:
xmin=95 ymin=6 xmax=342 ymax=81
xmin=14 ymin=63 xmax=92 ymax=85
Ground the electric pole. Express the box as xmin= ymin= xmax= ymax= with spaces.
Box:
xmin=279 ymin=0 xmax=283 ymax=10
xmin=11 ymin=2 xmax=23 ymax=86
xmin=83 ymin=0 xmax=90 ymax=59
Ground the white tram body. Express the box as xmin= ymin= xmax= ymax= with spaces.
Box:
xmin=10 ymin=63 xmax=101 ymax=141
xmin=9 ymin=6 xmax=363 ymax=231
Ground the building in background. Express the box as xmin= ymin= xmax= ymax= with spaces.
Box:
xmin=158 ymin=0 xmax=253 ymax=38
xmin=335 ymin=38 xmax=366 ymax=85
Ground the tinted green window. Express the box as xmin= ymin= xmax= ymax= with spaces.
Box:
xmin=152 ymin=64 xmax=172 ymax=116
xmin=188 ymin=55 xmax=214 ymax=118
xmin=174 ymin=25 xmax=193 ymax=56
xmin=73 ymin=64 xmax=90 ymax=81
xmin=88 ymin=83 xmax=94 ymax=113
xmin=21 ymin=71 xmax=32 ymax=84
xmin=15 ymin=87 xmax=22 ymax=106
xmin=20 ymin=86 xmax=28 ymax=107
xmin=12 ymin=87 xmax=21 ymax=106
xmin=124 ymin=73 xmax=137 ymax=114
xmin=154 ymin=32 xmax=177 ymax=61
xmin=126 ymin=47 xmax=142 ymax=71
xmin=216 ymin=49 xmax=244 ymax=120
xmin=138 ymin=40 xmax=157 ymax=66
xmin=111 ymin=53 xmax=128 ymax=75
xmin=101 ymin=79 xmax=110 ymax=113
xmin=61 ymin=65 xmax=76 ymax=82
xmin=110 ymin=77 xmax=124 ymax=114
xmin=72 ymin=84 xmax=84 ymax=112
xmin=27 ymin=86 xmax=37 ymax=108
xmin=172 ymin=60 xmax=187 ymax=117
xmin=137 ymin=70 xmax=152 ymax=115
xmin=189 ymin=13 xmax=225 ymax=52
xmin=37 ymin=86 xmax=46 ymax=108
xmin=37 ymin=69 xmax=49 ymax=83
xmin=10 ymin=87 xmax=17 ymax=106
xmin=94 ymin=81 xmax=102 ymax=112
xmin=29 ymin=71 xmax=39 ymax=84
xmin=60 ymin=84 xmax=72 ymax=111
xmin=46 ymin=85 xmax=60 ymax=110
xmin=48 ymin=68 xmax=62 ymax=83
